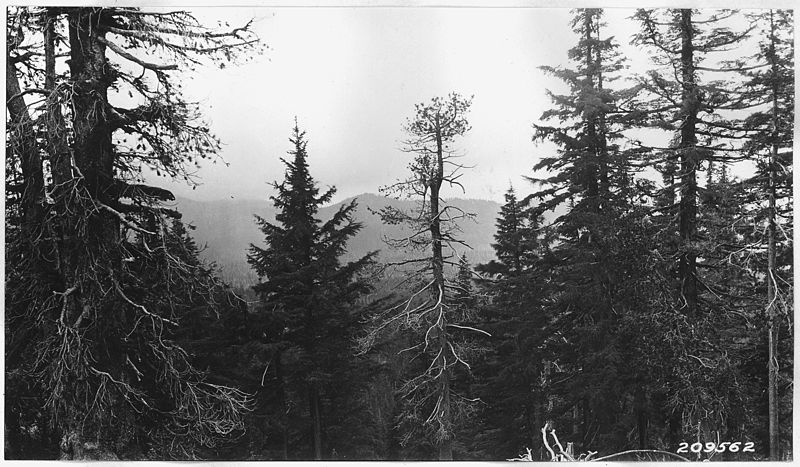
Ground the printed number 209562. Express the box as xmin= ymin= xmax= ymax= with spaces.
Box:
xmin=677 ymin=441 xmax=755 ymax=454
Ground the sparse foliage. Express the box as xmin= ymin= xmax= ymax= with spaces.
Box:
xmin=359 ymin=93 xmax=489 ymax=460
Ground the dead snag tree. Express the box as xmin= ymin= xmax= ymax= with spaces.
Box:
xmin=5 ymin=7 xmax=261 ymax=459
xmin=358 ymin=93 xmax=487 ymax=460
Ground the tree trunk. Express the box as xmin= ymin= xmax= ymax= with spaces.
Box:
xmin=668 ymin=412 xmax=681 ymax=451
xmin=677 ymin=9 xmax=699 ymax=316
xmin=310 ymin=383 xmax=323 ymax=460
xmin=431 ymin=115 xmax=453 ymax=461
xmin=634 ymin=386 xmax=648 ymax=449
xmin=67 ymin=10 xmax=120 ymax=242
xmin=45 ymin=9 xmax=69 ymax=181
xmin=6 ymin=51 xmax=44 ymax=237
xmin=766 ymin=9 xmax=780 ymax=460
xmin=532 ymin=392 xmax=544 ymax=460
xmin=437 ymin=371 xmax=453 ymax=460
xmin=273 ymin=349 xmax=289 ymax=460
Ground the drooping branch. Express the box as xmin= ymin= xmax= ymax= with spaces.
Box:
xmin=96 ymin=36 xmax=179 ymax=70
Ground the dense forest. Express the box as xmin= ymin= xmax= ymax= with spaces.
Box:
xmin=4 ymin=6 xmax=793 ymax=461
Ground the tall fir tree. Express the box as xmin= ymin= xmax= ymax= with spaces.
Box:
xmin=247 ymin=122 xmax=375 ymax=460
xmin=531 ymin=8 xmax=633 ymax=220
xmin=526 ymin=8 xmax=651 ymax=454
xmin=470 ymin=189 xmax=551 ymax=459
xmin=633 ymin=9 xmax=749 ymax=317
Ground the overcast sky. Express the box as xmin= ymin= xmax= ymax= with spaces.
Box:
xmin=147 ymin=6 xmax=760 ymax=204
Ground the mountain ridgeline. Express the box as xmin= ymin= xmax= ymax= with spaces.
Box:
xmin=174 ymin=193 xmax=511 ymax=287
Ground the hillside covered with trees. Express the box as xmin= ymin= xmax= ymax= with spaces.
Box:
xmin=172 ymin=193 xmax=507 ymax=289
xmin=5 ymin=6 xmax=793 ymax=461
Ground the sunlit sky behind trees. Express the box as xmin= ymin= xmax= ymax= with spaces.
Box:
xmin=148 ymin=3 xmax=780 ymax=204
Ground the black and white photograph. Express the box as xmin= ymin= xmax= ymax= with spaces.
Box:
xmin=4 ymin=2 xmax=794 ymax=461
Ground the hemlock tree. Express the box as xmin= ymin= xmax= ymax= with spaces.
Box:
xmin=247 ymin=122 xmax=376 ymax=460
xmin=667 ymin=10 xmax=794 ymax=459
xmin=532 ymin=8 xmax=634 ymax=218
xmin=358 ymin=93 xmax=488 ymax=460
xmin=5 ymin=7 xmax=260 ymax=459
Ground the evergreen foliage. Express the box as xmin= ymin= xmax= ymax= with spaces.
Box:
xmin=521 ymin=8 xmax=651 ymax=456
xmin=246 ymin=122 xmax=376 ymax=459
xmin=476 ymin=186 xmax=541 ymax=276
xmin=733 ymin=10 xmax=794 ymax=457
xmin=5 ymin=7 xmax=793 ymax=462
xmin=470 ymin=203 xmax=552 ymax=459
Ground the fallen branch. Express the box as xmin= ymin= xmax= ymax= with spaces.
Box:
xmin=530 ymin=423 xmax=690 ymax=462
xmin=542 ymin=424 xmax=556 ymax=460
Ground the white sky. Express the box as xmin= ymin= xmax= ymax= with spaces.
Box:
xmin=146 ymin=6 xmax=770 ymax=204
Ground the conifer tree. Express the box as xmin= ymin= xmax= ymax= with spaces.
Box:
xmin=247 ymin=122 xmax=375 ymax=460
xmin=358 ymin=93 xmax=488 ymax=460
xmin=734 ymin=10 xmax=794 ymax=459
xmin=631 ymin=8 xmax=774 ymax=450
xmin=476 ymin=186 xmax=539 ymax=276
xmin=470 ymin=193 xmax=551 ymax=459
xmin=531 ymin=8 xmax=632 ymax=221
xmin=526 ymin=8 xmax=649 ymax=452
xmin=633 ymin=9 xmax=752 ymax=317
xmin=453 ymin=254 xmax=476 ymax=309
xmin=5 ymin=7 xmax=260 ymax=458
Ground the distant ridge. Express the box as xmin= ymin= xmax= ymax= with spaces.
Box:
xmin=172 ymin=193 xmax=502 ymax=287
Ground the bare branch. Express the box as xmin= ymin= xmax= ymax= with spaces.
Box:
xmin=97 ymin=35 xmax=179 ymax=70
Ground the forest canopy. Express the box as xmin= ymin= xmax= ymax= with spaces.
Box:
xmin=4 ymin=6 xmax=793 ymax=461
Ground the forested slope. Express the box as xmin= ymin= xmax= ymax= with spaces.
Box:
xmin=173 ymin=193 xmax=510 ymax=286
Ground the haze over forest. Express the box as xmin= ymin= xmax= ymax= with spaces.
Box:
xmin=174 ymin=193 xmax=553 ymax=287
